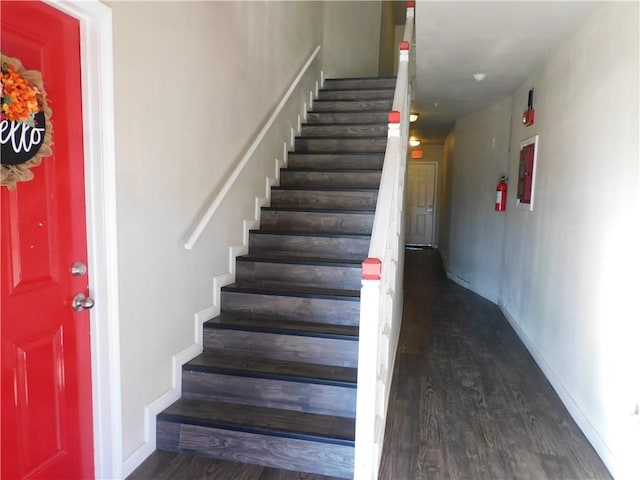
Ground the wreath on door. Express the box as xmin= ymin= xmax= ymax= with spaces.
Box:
xmin=1 ymin=53 xmax=53 ymax=189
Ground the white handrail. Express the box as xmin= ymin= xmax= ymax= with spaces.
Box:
xmin=183 ymin=45 xmax=321 ymax=250
xmin=353 ymin=3 xmax=414 ymax=480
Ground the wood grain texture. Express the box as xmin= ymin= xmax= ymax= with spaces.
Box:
xmin=127 ymin=450 xmax=345 ymax=480
xmin=248 ymin=231 xmax=370 ymax=261
xmin=203 ymin=314 xmax=358 ymax=340
xmin=236 ymin=255 xmax=361 ymax=290
xmin=220 ymin=290 xmax=360 ymax=326
xmin=323 ymin=78 xmax=396 ymax=89
xmin=157 ymin=422 xmax=354 ymax=479
xmin=286 ymin=152 xmax=385 ymax=170
xmin=182 ymin=371 xmax=356 ymax=417
xmin=203 ymin=325 xmax=358 ymax=367
xmin=305 ymin=111 xmax=390 ymax=125
xmin=158 ymin=398 xmax=355 ymax=443
xmin=317 ymin=88 xmax=394 ymax=100
xmin=270 ymin=188 xmax=379 ymax=211
xmin=300 ymin=124 xmax=388 ymax=137
xmin=311 ymin=100 xmax=393 ymax=112
xmin=279 ymin=170 xmax=382 ymax=189
xmin=294 ymin=137 xmax=387 ymax=153
xmin=378 ymin=248 xmax=612 ymax=480
xmin=259 ymin=209 xmax=374 ymax=235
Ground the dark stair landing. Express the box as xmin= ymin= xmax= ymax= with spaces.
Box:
xmin=154 ymin=77 xmax=396 ymax=479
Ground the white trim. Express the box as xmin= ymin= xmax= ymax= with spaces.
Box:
xmin=43 ymin=1 xmax=123 ymax=478
xmin=183 ymin=45 xmax=321 ymax=250
xmin=446 ymin=271 xmax=470 ymax=288
xmin=498 ymin=300 xmax=615 ymax=477
xmin=121 ymin=337 xmax=201 ymax=477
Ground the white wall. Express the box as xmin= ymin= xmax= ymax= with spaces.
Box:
xmin=322 ymin=1 xmax=382 ymax=78
xmin=500 ymin=3 xmax=639 ymax=478
xmin=441 ymin=2 xmax=640 ymax=478
xmin=108 ymin=0 xmax=324 ymax=470
xmin=440 ymin=97 xmax=512 ymax=302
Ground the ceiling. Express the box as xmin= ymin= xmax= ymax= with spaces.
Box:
xmin=409 ymin=1 xmax=601 ymax=144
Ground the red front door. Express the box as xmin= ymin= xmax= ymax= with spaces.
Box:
xmin=1 ymin=2 xmax=95 ymax=478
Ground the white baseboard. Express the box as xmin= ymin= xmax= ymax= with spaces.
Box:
xmin=446 ymin=270 xmax=470 ymax=288
xmin=121 ymin=333 xmax=202 ymax=477
xmin=498 ymin=300 xmax=615 ymax=478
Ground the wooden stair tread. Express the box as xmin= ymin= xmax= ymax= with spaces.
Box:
xmin=271 ymin=186 xmax=378 ymax=192
xmin=324 ymin=76 xmax=396 ymax=80
xmin=204 ymin=314 xmax=358 ymax=340
xmin=281 ymin=168 xmax=382 ymax=173
xmin=288 ymin=149 xmax=386 ymax=155
xmin=185 ymin=353 xmax=357 ymax=387
xmin=295 ymin=135 xmax=387 ymax=140
xmin=319 ymin=86 xmax=395 ymax=92
xmin=237 ymin=254 xmax=361 ymax=267
xmin=300 ymin=122 xmax=388 ymax=128
xmin=251 ymin=229 xmax=370 ymax=239
xmin=307 ymin=108 xmax=391 ymax=113
xmin=159 ymin=398 xmax=355 ymax=445
xmin=222 ymin=282 xmax=360 ymax=300
xmin=287 ymin=151 xmax=384 ymax=156
xmin=262 ymin=206 xmax=375 ymax=214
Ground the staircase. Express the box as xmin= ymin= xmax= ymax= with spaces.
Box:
xmin=156 ymin=77 xmax=396 ymax=479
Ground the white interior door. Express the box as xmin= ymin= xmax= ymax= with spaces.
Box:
xmin=405 ymin=161 xmax=437 ymax=246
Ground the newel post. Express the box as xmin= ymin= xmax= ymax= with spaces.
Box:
xmin=354 ymin=258 xmax=382 ymax=480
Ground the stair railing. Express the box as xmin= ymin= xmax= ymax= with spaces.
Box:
xmin=353 ymin=2 xmax=414 ymax=479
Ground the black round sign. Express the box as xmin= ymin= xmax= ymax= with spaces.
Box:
xmin=1 ymin=111 xmax=46 ymax=165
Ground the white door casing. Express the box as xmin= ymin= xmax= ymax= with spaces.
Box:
xmin=43 ymin=1 xmax=122 ymax=477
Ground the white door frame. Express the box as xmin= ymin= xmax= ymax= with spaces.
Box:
xmin=406 ymin=159 xmax=438 ymax=246
xmin=44 ymin=1 xmax=122 ymax=478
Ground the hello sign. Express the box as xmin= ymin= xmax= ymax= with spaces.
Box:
xmin=1 ymin=53 xmax=53 ymax=190
xmin=1 ymin=111 xmax=47 ymax=165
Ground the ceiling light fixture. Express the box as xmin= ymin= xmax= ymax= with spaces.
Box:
xmin=410 ymin=113 xmax=419 ymax=123
xmin=473 ymin=73 xmax=487 ymax=82
xmin=409 ymin=138 xmax=421 ymax=147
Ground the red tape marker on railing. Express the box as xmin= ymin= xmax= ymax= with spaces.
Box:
xmin=362 ymin=258 xmax=382 ymax=280
xmin=388 ymin=110 xmax=401 ymax=124
xmin=400 ymin=40 xmax=410 ymax=51
xmin=407 ymin=1 xmax=415 ymax=7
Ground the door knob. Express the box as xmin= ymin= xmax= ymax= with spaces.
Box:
xmin=71 ymin=261 xmax=87 ymax=276
xmin=72 ymin=293 xmax=95 ymax=311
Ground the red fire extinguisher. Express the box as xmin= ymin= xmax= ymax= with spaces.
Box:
xmin=495 ymin=176 xmax=507 ymax=211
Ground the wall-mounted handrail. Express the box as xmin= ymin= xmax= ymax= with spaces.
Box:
xmin=183 ymin=45 xmax=321 ymax=250
xmin=353 ymin=2 xmax=414 ymax=479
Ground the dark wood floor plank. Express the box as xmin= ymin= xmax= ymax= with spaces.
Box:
xmin=378 ymin=248 xmax=612 ymax=480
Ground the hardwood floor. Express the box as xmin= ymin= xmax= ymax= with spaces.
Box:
xmin=378 ymin=248 xmax=612 ymax=480
xmin=127 ymin=451 xmax=342 ymax=480
xmin=128 ymin=247 xmax=612 ymax=480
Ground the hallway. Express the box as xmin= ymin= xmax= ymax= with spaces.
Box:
xmin=128 ymin=248 xmax=612 ymax=480
xmin=378 ymin=248 xmax=611 ymax=479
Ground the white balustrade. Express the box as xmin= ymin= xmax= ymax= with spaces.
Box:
xmin=353 ymin=3 xmax=414 ymax=479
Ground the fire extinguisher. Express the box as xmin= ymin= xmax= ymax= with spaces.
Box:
xmin=495 ymin=176 xmax=507 ymax=211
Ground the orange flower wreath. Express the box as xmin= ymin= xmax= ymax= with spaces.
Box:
xmin=1 ymin=53 xmax=53 ymax=189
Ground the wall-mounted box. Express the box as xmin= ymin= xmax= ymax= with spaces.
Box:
xmin=517 ymin=135 xmax=539 ymax=211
